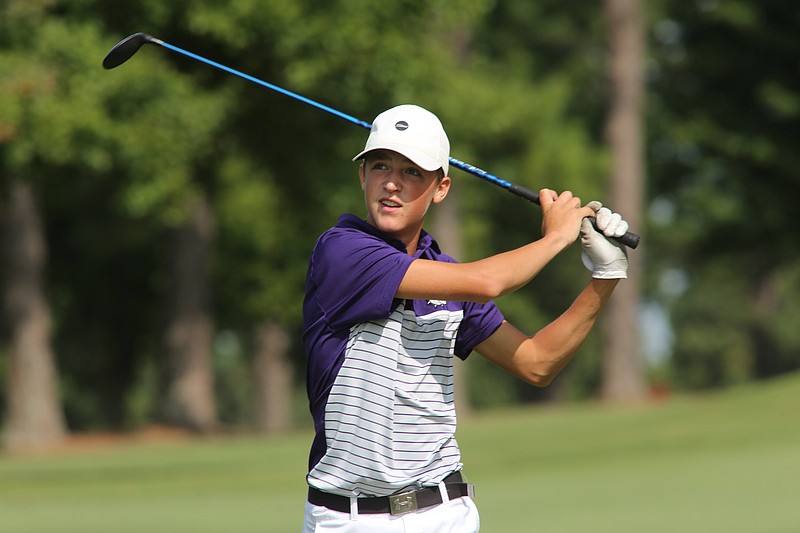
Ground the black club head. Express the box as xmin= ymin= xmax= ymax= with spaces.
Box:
xmin=102 ymin=33 xmax=156 ymax=69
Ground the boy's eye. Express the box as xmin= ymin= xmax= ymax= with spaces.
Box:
xmin=404 ymin=168 xmax=422 ymax=177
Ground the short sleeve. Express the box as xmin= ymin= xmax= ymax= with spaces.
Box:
xmin=454 ymin=300 xmax=505 ymax=359
xmin=307 ymin=228 xmax=415 ymax=330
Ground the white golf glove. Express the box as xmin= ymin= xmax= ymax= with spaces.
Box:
xmin=580 ymin=201 xmax=628 ymax=279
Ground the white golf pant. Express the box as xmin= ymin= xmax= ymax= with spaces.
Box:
xmin=301 ymin=491 xmax=480 ymax=532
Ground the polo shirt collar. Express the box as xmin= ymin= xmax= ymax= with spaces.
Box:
xmin=336 ymin=214 xmax=441 ymax=257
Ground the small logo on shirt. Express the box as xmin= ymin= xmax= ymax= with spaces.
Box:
xmin=427 ymin=299 xmax=447 ymax=307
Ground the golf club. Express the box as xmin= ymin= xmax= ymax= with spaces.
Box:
xmin=103 ymin=32 xmax=640 ymax=249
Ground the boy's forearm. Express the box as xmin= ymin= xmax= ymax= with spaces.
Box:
xmin=530 ymin=278 xmax=620 ymax=380
xmin=474 ymin=232 xmax=574 ymax=297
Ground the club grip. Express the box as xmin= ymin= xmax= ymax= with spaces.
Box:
xmin=508 ymin=184 xmax=640 ymax=249
xmin=508 ymin=184 xmax=542 ymax=204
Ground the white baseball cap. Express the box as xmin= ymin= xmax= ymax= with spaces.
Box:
xmin=353 ymin=104 xmax=450 ymax=176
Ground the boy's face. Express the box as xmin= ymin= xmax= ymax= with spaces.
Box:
xmin=359 ymin=150 xmax=450 ymax=249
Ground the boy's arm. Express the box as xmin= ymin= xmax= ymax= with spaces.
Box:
xmin=396 ymin=234 xmax=569 ymax=303
xmin=474 ymin=279 xmax=619 ymax=386
xmin=397 ymin=189 xmax=594 ymax=302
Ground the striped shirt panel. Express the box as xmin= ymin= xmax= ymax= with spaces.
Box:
xmin=307 ymin=304 xmax=464 ymax=497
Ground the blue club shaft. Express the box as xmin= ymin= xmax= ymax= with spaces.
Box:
xmin=157 ymin=40 xmax=373 ymax=131
xmin=127 ymin=35 xmax=638 ymax=248
xmin=157 ymin=38 xmax=538 ymax=201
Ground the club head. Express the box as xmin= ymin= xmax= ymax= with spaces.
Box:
xmin=102 ymin=33 xmax=158 ymax=69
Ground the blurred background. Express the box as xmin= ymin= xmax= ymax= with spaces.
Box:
xmin=1 ymin=0 xmax=799 ymax=530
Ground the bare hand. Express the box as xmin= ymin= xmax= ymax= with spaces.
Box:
xmin=539 ymin=189 xmax=596 ymax=246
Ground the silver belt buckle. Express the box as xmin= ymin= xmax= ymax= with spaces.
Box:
xmin=389 ymin=491 xmax=418 ymax=515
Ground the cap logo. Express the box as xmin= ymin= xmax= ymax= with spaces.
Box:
xmin=394 ymin=121 xmax=409 ymax=131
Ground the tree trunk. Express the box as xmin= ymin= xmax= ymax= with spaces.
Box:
xmin=252 ymin=320 xmax=292 ymax=433
xmin=601 ymin=0 xmax=647 ymax=402
xmin=435 ymin=24 xmax=475 ymax=418
xmin=1 ymin=179 xmax=67 ymax=451
xmin=162 ymin=195 xmax=218 ymax=432
xmin=430 ymin=185 xmax=471 ymax=418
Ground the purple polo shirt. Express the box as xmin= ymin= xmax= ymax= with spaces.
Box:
xmin=303 ymin=214 xmax=504 ymax=482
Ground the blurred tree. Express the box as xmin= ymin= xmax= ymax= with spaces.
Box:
xmin=601 ymin=0 xmax=647 ymax=402
xmin=162 ymin=195 xmax=218 ymax=432
xmin=0 ymin=4 xmax=226 ymax=435
xmin=76 ymin=0 xmax=622 ymax=424
xmin=7 ymin=0 xmax=794 ymax=439
xmin=252 ymin=320 xmax=291 ymax=432
xmin=467 ymin=1 xmax=618 ymax=402
xmin=648 ymin=0 xmax=800 ymax=388
xmin=0 ymin=180 xmax=66 ymax=450
xmin=213 ymin=149 xmax=302 ymax=432
xmin=149 ymin=0 xmax=507 ymax=427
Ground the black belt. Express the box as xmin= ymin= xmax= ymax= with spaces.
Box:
xmin=308 ymin=471 xmax=474 ymax=516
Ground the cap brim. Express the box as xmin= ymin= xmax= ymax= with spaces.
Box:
xmin=352 ymin=144 xmax=443 ymax=172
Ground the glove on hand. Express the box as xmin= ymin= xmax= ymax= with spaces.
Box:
xmin=580 ymin=201 xmax=629 ymax=279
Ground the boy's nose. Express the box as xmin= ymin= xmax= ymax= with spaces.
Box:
xmin=385 ymin=175 xmax=401 ymax=192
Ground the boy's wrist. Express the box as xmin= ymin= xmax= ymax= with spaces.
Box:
xmin=588 ymin=278 xmax=621 ymax=298
xmin=540 ymin=231 xmax=574 ymax=254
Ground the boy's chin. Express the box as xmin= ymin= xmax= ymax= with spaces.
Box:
xmin=369 ymin=218 xmax=406 ymax=237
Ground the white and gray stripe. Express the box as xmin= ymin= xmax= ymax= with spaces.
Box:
xmin=308 ymin=303 xmax=464 ymax=497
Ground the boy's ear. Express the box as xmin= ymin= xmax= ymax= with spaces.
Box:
xmin=432 ymin=176 xmax=451 ymax=204
xmin=358 ymin=163 xmax=366 ymax=191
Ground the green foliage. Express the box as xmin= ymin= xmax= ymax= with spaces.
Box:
xmin=211 ymin=331 xmax=251 ymax=425
xmin=1 ymin=18 xmax=226 ymax=222
xmin=766 ymin=265 xmax=800 ymax=354
xmin=3 ymin=0 xmax=798 ymax=431
xmin=1 ymin=1 xmax=227 ymax=428
xmin=670 ymin=262 xmax=754 ymax=389
xmin=0 ymin=0 xmax=620 ymax=427
xmin=465 ymin=356 xmax=522 ymax=409
xmin=648 ymin=0 xmax=800 ymax=387
xmin=670 ymin=258 xmax=800 ymax=389
xmin=0 ymin=347 xmax=6 ymax=418
xmin=213 ymin=153 xmax=301 ymax=324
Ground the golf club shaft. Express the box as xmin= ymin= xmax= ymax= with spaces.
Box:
xmin=159 ymin=40 xmax=373 ymax=131
xmin=161 ymin=42 xmax=539 ymax=200
xmin=105 ymin=33 xmax=640 ymax=249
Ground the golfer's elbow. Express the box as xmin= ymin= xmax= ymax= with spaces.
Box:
xmin=470 ymin=277 xmax=508 ymax=303
xmin=461 ymin=262 xmax=522 ymax=302
xmin=521 ymin=359 xmax=563 ymax=387
xmin=526 ymin=370 xmax=556 ymax=388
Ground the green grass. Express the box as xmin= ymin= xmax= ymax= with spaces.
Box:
xmin=1 ymin=373 xmax=799 ymax=532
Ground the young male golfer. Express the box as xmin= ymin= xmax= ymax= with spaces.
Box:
xmin=302 ymin=104 xmax=629 ymax=532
